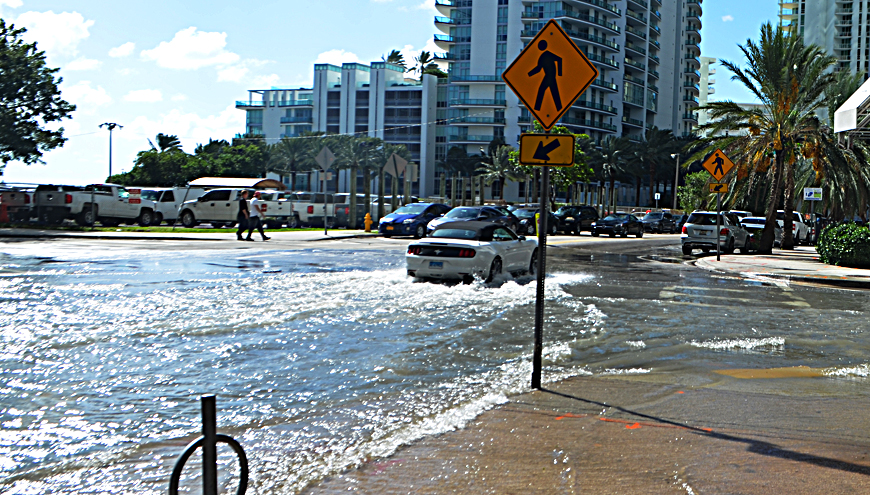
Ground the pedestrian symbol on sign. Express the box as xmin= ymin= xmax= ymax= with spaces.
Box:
xmin=713 ymin=153 xmax=725 ymax=176
xmin=528 ymin=40 xmax=563 ymax=113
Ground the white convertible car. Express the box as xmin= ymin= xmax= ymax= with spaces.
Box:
xmin=406 ymin=221 xmax=539 ymax=283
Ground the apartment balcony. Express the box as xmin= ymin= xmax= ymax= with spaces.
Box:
xmin=682 ymin=112 xmax=698 ymax=122
xmin=835 ymin=30 xmax=854 ymax=38
xmin=625 ymin=42 xmax=647 ymax=56
xmin=685 ymin=41 xmax=701 ymax=53
xmin=524 ymin=10 xmax=620 ymax=33
xmin=684 ymin=68 xmax=701 ymax=80
xmin=625 ymin=9 xmax=647 ymax=25
xmin=649 ymin=38 xmax=661 ymax=49
xmin=449 ymin=75 xmax=503 ymax=83
xmin=281 ymin=133 xmax=306 ymax=139
xmin=627 ymin=0 xmax=647 ymax=9
xmin=524 ymin=28 xmax=620 ymax=51
xmin=683 ymin=82 xmax=700 ymax=92
xmin=687 ymin=0 xmax=701 ymax=6
xmin=449 ymin=134 xmax=497 ymax=143
xmin=452 ymin=117 xmax=506 ymax=125
xmin=687 ymin=9 xmax=701 ymax=21
xmin=280 ymin=117 xmax=313 ymax=124
xmin=684 ymin=54 xmax=701 ymax=66
xmin=277 ymin=100 xmax=314 ymax=107
xmin=434 ymin=0 xmax=454 ymax=16
xmin=236 ymin=101 xmax=265 ymax=108
xmin=433 ymin=34 xmax=454 ymax=49
xmin=434 ymin=16 xmax=465 ymax=33
xmin=683 ymin=96 xmax=700 ymax=106
xmin=648 ymin=70 xmax=659 ymax=79
xmin=648 ymin=54 xmax=660 ymax=65
xmin=574 ymin=99 xmax=618 ymax=114
xmin=565 ymin=0 xmax=622 ymax=17
xmin=592 ymin=78 xmax=619 ymax=92
xmin=623 ymin=96 xmax=645 ymax=108
xmin=625 ymin=58 xmax=646 ymax=71
xmin=626 ymin=134 xmax=643 ymax=143
xmin=686 ymin=25 xmax=700 ymax=34
xmin=651 ymin=9 xmax=661 ymax=20
xmin=626 ymin=25 xmax=647 ymax=41
xmin=433 ymin=52 xmax=457 ymax=61
xmin=449 ymin=99 xmax=507 ymax=107
xmin=622 ymin=116 xmax=644 ymax=128
xmin=585 ymin=51 xmax=620 ymax=69
xmin=624 ymin=74 xmax=645 ymax=86
xmin=561 ymin=117 xmax=618 ymax=132
xmin=648 ymin=83 xmax=659 ymax=92
xmin=650 ymin=24 xmax=661 ymax=35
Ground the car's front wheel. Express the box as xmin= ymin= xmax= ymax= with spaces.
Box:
xmin=591 ymin=230 xmax=599 ymax=237
xmin=414 ymin=224 xmax=425 ymax=239
xmin=636 ymin=230 xmax=643 ymax=238
xmin=682 ymin=245 xmax=692 ymax=255
xmin=485 ymin=257 xmax=502 ymax=283
xmin=180 ymin=210 xmax=196 ymax=228
xmin=138 ymin=210 xmax=153 ymax=227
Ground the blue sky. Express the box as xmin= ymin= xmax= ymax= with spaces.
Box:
xmin=0 ymin=0 xmax=779 ymax=185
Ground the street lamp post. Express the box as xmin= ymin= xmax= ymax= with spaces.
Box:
xmin=671 ymin=153 xmax=680 ymax=210
xmin=100 ymin=123 xmax=123 ymax=179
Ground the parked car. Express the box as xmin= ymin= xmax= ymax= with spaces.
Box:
xmin=674 ymin=214 xmax=689 ymax=230
xmin=776 ymin=210 xmax=811 ymax=245
xmin=32 ymin=184 xmax=83 ymax=224
xmin=681 ymin=211 xmax=750 ymax=255
xmin=729 ymin=210 xmax=753 ymax=221
xmin=591 ymin=213 xmax=644 ymax=238
xmin=426 ymin=206 xmax=516 ymax=234
xmin=0 ymin=189 xmax=32 ymax=223
xmin=554 ymin=205 xmax=599 ymax=234
xmin=512 ymin=207 xmax=558 ymax=235
xmin=641 ymin=211 xmax=677 ymax=233
xmin=66 ymin=184 xmax=158 ymax=227
xmin=740 ymin=216 xmax=782 ymax=248
xmin=140 ymin=187 xmax=207 ymax=225
xmin=486 ymin=205 xmax=521 ymax=232
xmin=379 ymin=202 xmax=451 ymax=238
xmin=406 ymin=221 xmax=538 ymax=283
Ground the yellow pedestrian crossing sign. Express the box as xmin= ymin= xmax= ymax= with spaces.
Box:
xmin=502 ymin=19 xmax=599 ymax=131
xmin=702 ymin=149 xmax=735 ymax=182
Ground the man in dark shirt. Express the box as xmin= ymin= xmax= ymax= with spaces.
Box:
xmin=237 ymin=190 xmax=250 ymax=241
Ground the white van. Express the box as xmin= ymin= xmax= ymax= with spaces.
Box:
xmin=141 ymin=187 xmax=207 ymax=224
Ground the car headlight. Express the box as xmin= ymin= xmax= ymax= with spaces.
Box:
xmin=403 ymin=218 xmax=414 ymax=224
xmin=565 ymin=217 xmax=574 ymax=222
xmin=591 ymin=222 xmax=597 ymax=227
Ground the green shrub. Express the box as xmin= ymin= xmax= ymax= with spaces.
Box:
xmin=817 ymin=223 xmax=870 ymax=268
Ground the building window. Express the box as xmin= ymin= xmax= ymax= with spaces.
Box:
xmin=497 ymin=25 xmax=508 ymax=42
xmin=497 ymin=6 xmax=508 ymax=24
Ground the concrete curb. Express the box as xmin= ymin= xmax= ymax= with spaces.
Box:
xmin=0 ymin=229 xmax=383 ymax=243
xmin=694 ymin=258 xmax=870 ymax=290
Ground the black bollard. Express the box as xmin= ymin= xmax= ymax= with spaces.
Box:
xmin=201 ymin=395 xmax=218 ymax=495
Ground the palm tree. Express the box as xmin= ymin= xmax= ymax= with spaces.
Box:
xmin=476 ymin=145 xmax=519 ymax=202
xmin=696 ymin=22 xmax=837 ymax=252
xmin=149 ymin=133 xmax=182 ymax=152
xmin=382 ymin=49 xmax=407 ymax=69
xmin=333 ymin=135 xmax=379 ymax=228
xmin=375 ymin=143 xmax=411 ymax=218
xmin=590 ymin=136 xmax=629 ymax=214
xmin=268 ymin=135 xmax=318 ymax=190
xmin=410 ymin=51 xmax=434 ymax=76
xmin=630 ymin=127 xmax=675 ymax=207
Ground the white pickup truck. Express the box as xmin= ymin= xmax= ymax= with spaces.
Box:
xmin=68 ymin=184 xmax=159 ymax=227
xmin=140 ymin=187 xmax=207 ymax=225
xmin=177 ymin=188 xmax=298 ymax=228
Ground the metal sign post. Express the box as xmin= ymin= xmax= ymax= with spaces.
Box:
xmin=716 ymin=192 xmax=722 ymax=261
xmin=315 ymin=147 xmax=335 ymax=235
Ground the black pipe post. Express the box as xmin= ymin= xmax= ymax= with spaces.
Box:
xmin=532 ymin=156 xmax=549 ymax=390
xmin=201 ymin=395 xmax=218 ymax=495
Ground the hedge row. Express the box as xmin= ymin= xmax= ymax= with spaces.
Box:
xmin=817 ymin=223 xmax=870 ymax=268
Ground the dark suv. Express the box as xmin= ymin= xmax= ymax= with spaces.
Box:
xmin=642 ymin=211 xmax=677 ymax=233
xmin=554 ymin=205 xmax=599 ymax=234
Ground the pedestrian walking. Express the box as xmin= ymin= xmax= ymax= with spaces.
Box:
xmin=237 ymin=190 xmax=251 ymax=241
xmin=247 ymin=191 xmax=271 ymax=241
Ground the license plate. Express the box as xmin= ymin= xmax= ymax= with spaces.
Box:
xmin=429 ymin=261 xmax=443 ymax=269
xmin=386 ymin=226 xmax=394 ymax=230
xmin=698 ymin=231 xmax=709 ymax=236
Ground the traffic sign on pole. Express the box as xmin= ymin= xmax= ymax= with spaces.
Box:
xmin=519 ymin=134 xmax=575 ymax=166
xmin=803 ymin=187 xmax=822 ymax=201
xmin=316 ymin=146 xmax=335 ymax=172
xmin=709 ymin=183 xmax=728 ymax=193
xmin=702 ymin=149 xmax=735 ymax=182
xmin=502 ymin=19 xmax=599 ymax=131
xmin=388 ymin=153 xmax=408 ymax=178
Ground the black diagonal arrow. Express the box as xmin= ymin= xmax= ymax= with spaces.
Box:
xmin=713 ymin=184 xmax=725 ymax=192
xmin=533 ymin=139 xmax=561 ymax=161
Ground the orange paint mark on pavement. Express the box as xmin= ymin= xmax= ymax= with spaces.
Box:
xmin=599 ymin=417 xmax=712 ymax=433
xmin=626 ymin=423 xmax=642 ymax=429
xmin=555 ymin=412 xmax=587 ymax=420
xmin=676 ymin=391 xmax=685 ymax=394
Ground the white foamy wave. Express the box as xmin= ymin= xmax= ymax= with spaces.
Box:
xmin=824 ymin=364 xmax=870 ymax=378
xmin=601 ymin=368 xmax=651 ymax=375
xmin=626 ymin=340 xmax=646 ymax=348
xmin=690 ymin=337 xmax=785 ymax=350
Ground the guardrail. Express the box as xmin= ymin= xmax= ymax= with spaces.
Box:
xmin=169 ymin=395 xmax=249 ymax=495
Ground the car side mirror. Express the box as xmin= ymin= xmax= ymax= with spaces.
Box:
xmin=519 ymin=235 xmax=526 ymax=241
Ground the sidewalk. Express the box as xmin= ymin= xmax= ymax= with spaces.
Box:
xmin=694 ymin=246 xmax=870 ymax=289
xmin=0 ymin=227 xmax=381 ymax=242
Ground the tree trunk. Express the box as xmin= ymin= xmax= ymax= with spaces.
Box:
xmin=759 ymin=156 xmax=784 ymax=254
xmin=439 ymin=172 xmax=446 ymax=201
xmin=781 ymin=155 xmax=796 ymax=250
xmin=635 ymin=177 xmax=641 ymax=208
xmin=378 ymin=168 xmax=386 ymax=220
xmin=649 ymin=162 xmax=657 ymax=206
xmin=363 ymin=170 xmax=372 ymax=215
xmin=349 ymin=165 xmax=358 ymax=229
xmin=391 ymin=174 xmax=399 ymax=211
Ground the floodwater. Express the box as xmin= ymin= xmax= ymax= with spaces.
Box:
xmin=0 ymin=242 xmax=869 ymax=494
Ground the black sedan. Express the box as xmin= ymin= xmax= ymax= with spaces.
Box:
xmin=513 ymin=208 xmax=559 ymax=235
xmin=554 ymin=205 xmax=599 ymax=234
xmin=426 ymin=206 xmax=516 ymax=233
xmin=591 ymin=213 xmax=644 ymax=238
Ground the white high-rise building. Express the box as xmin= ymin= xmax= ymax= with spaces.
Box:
xmin=779 ymin=0 xmax=870 ymax=74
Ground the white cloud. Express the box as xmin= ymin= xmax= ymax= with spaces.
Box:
xmin=124 ymin=105 xmax=245 ymax=152
xmin=14 ymin=11 xmax=94 ymax=61
xmin=217 ymin=64 xmax=249 ymax=83
xmin=1 ymin=0 xmax=23 ymax=7
xmin=250 ymin=74 xmax=281 ymax=88
xmin=140 ymin=26 xmax=240 ymax=70
xmin=399 ymin=0 xmax=439 ymax=13
xmin=63 ymin=80 xmax=112 ymax=115
xmin=314 ymin=49 xmax=362 ymax=66
xmin=65 ymin=57 xmax=101 ymax=71
xmin=722 ymin=15 xmax=734 ymax=22
xmin=116 ymin=68 xmax=138 ymax=76
xmin=124 ymin=89 xmax=163 ymax=103
xmin=108 ymin=42 xmax=135 ymax=58
xmin=171 ymin=94 xmax=188 ymax=102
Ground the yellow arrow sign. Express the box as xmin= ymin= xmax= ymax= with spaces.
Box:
xmin=519 ymin=134 xmax=575 ymax=166
xmin=502 ymin=20 xmax=599 ymax=131
xmin=709 ymin=183 xmax=728 ymax=193
xmin=702 ymin=149 xmax=736 ymax=182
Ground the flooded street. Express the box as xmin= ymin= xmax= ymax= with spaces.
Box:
xmin=1 ymin=238 xmax=868 ymax=494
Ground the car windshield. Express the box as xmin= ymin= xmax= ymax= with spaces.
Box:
xmin=603 ymin=214 xmax=630 ymax=221
xmin=445 ymin=208 xmax=479 ymax=219
xmin=514 ymin=209 xmax=536 ymax=219
xmin=394 ymin=204 xmax=427 ymax=215
xmin=643 ymin=213 xmax=663 ymax=220
xmin=741 ymin=218 xmax=766 ymax=225
xmin=686 ymin=213 xmax=721 ymax=225
xmin=555 ymin=207 xmax=574 ymax=215
xmin=430 ymin=228 xmax=479 ymax=240
xmin=141 ymin=191 xmax=161 ymax=201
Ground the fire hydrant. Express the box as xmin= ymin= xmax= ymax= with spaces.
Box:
xmin=364 ymin=213 xmax=373 ymax=232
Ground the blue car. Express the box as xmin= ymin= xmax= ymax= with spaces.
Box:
xmin=379 ymin=203 xmax=451 ymax=238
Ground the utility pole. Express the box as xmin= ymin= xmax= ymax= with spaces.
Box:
xmin=100 ymin=123 xmax=123 ymax=179
xmin=671 ymin=153 xmax=680 ymax=210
